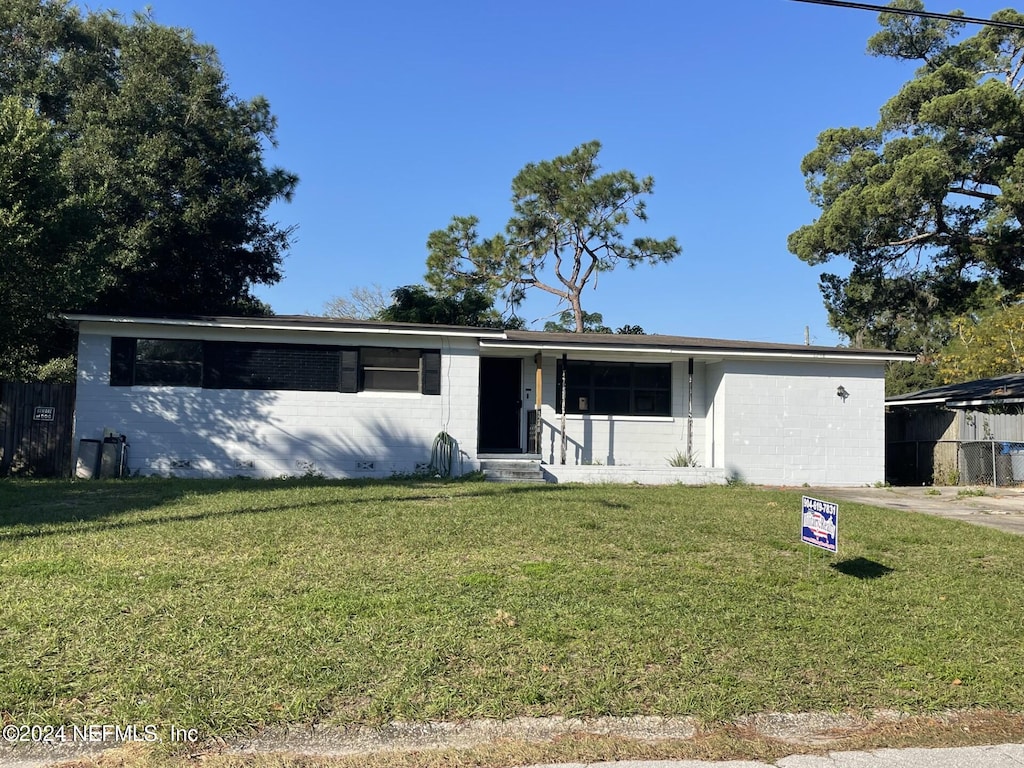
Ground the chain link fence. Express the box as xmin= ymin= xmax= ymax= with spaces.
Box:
xmin=960 ymin=441 xmax=1024 ymax=486
xmin=887 ymin=440 xmax=1024 ymax=486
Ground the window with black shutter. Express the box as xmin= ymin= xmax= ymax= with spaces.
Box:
xmin=109 ymin=337 xmax=136 ymax=386
xmin=108 ymin=337 xmax=442 ymax=395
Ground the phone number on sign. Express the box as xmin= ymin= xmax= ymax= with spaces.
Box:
xmin=1 ymin=724 xmax=199 ymax=744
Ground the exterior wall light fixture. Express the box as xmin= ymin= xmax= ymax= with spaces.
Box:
xmin=836 ymin=385 xmax=850 ymax=402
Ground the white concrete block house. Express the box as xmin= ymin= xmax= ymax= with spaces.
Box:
xmin=66 ymin=314 xmax=905 ymax=485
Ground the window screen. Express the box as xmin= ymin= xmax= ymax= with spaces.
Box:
xmin=361 ymin=347 xmax=421 ymax=392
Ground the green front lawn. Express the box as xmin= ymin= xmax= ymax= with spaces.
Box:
xmin=1 ymin=478 xmax=1021 ymax=734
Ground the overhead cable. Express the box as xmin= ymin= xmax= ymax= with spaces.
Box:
xmin=789 ymin=0 xmax=1024 ymax=31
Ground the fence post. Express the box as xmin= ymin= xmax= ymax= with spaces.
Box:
xmin=992 ymin=441 xmax=998 ymax=487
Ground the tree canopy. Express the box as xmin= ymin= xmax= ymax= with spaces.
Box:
xmin=541 ymin=310 xmax=647 ymax=334
xmin=322 ymin=284 xmax=391 ymax=320
xmin=543 ymin=310 xmax=612 ymax=334
xmin=323 ymin=283 xmax=523 ymax=329
xmin=0 ymin=0 xmax=297 ymax=379
xmin=426 ymin=141 xmax=680 ymax=332
xmin=789 ymin=1 xmax=1024 ymax=359
xmin=938 ymin=298 xmax=1024 ymax=382
xmin=379 ymin=285 xmax=522 ymax=328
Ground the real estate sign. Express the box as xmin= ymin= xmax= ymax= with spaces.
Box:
xmin=801 ymin=496 xmax=838 ymax=553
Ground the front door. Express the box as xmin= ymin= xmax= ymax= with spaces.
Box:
xmin=478 ymin=357 xmax=522 ymax=452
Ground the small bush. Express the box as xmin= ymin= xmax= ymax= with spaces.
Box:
xmin=667 ymin=450 xmax=700 ymax=467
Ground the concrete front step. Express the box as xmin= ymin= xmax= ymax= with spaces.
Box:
xmin=485 ymin=475 xmax=549 ymax=483
xmin=479 ymin=458 xmax=547 ymax=483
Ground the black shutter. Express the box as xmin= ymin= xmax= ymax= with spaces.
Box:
xmin=421 ymin=350 xmax=441 ymax=395
xmin=110 ymin=337 xmax=136 ymax=386
xmin=339 ymin=349 xmax=359 ymax=393
xmin=203 ymin=341 xmax=224 ymax=389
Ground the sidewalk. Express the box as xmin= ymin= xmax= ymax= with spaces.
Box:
xmin=524 ymin=742 xmax=1024 ymax=766
xmin=3 ymin=714 xmax=1023 ymax=768
xmin=5 ymin=743 xmax=1024 ymax=768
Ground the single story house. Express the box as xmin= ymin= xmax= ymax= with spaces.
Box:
xmin=66 ymin=313 xmax=907 ymax=485
xmin=886 ymin=373 xmax=1024 ymax=485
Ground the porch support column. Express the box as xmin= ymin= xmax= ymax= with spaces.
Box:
xmin=560 ymin=353 xmax=568 ymax=465
xmin=687 ymin=357 xmax=694 ymax=460
xmin=534 ymin=353 xmax=543 ymax=456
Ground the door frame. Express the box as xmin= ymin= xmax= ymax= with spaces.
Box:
xmin=477 ymin=357 xmax=523 ymax=453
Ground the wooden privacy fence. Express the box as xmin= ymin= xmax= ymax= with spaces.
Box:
xmin=0 ymin=381 xmax=76 ymax=477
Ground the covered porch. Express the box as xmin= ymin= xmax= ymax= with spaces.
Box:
xmin=476 ymin=332 xmax=722 ymax=484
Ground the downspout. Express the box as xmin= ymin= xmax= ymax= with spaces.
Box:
xmin=687 ymin=357 xmax=694 ymax=460
xmin=560 ymin=353 xmax=567 ymax=465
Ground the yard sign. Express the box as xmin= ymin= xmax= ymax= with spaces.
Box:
xmin=801 ymin=496 xmax=838 ymax=553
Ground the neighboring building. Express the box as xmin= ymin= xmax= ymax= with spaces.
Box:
xmin=66 ymin=314 xmax=905 ymax=485
xmin=886 ymin=374 xmax=1024 ymax=486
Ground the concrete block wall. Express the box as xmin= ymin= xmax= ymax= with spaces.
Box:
xmin=713 ymin=360 xmax=885 ymax=486
xmin=538 ymin=357 xmax=706 ymax=468
xmin=74 ymin=327 xmax=481 ymax=479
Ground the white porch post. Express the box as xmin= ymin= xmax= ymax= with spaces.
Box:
xmin=560 ymin=353 xmax=567 ymax=465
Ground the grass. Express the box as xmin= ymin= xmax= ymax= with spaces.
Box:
xmin=957 ymin=487 xmax=988 ymax=498
xmin=1 ymin=478 xmax=1023 ymax=741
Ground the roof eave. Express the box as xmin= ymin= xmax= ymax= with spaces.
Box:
xmin=62 ymin=313 xmax=506 ymax=340
xmin=482 ymin=339 xmax=904 ymax=362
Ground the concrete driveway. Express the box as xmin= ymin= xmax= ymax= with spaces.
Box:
xmin=811 ymin=485 xmax=1024 ymax=536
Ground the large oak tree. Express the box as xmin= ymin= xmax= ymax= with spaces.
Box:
xmin=0 ymin=0 xmax=297 ymax=378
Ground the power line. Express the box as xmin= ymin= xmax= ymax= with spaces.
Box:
xmin=789 ymin=0 xmax=1024 ymax=31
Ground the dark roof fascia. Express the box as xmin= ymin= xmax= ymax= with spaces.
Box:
xmin=491 ymin=330 xmax=908 ymax=361
xmin=63 ymin=313 xmax=909 ymax=360
xmin=62 ymin=313 xmax=505 ymax=339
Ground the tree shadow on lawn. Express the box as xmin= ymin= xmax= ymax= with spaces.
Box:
xmin=830 ymin=556 xmax=895 ymax=580
xmin=0 ymin=476 xmax=573 ymax=540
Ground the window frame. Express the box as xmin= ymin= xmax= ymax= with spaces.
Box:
xmin=110 ymin=337 xmax=204 ymax=387
xmin=359 ymin=347 xmax=423 ymax=393
xmin=555 ymin=359 xmax=672 ymax=417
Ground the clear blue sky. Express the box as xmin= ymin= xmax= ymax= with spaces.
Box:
xmin=94 ymin=0 xmax=1011 ymax=345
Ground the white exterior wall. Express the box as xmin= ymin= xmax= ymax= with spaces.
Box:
xmin=70 ymin=318 xmax=892 ymax=486
xmin=705 ymin=362 xmax=726 ymax=471
xmin=73 ymin=324 xmax=481 ymax=479
xmin=538 ymin=357 xmax=706 ymax=467
xmin=712 ymin=360 xmax=885 ymax=486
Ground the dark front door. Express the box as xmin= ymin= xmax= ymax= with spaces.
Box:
xmin=479 ymin=357 xmax=522 ymax=452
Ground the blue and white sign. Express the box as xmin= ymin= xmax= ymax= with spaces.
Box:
xmin=801 ymin=496 xmax=838 ymax=553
